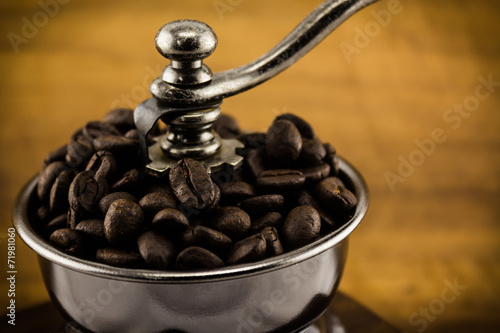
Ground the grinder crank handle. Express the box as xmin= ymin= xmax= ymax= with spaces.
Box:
xmin=150 ymin=0 xmax=380 ymax=106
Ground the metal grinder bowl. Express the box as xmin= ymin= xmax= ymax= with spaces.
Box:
xmin=12 ymin=157 xmax=368 ymax=333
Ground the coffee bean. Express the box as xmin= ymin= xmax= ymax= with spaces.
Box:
xmin=104 ymin=199 xmax=144 ymax=247
xmin=111 ymin=168 xmax=140 ymax=192
xmin=236 ymin=132 xmax=266 ymax=153
xmin=227 ymin=233 xmax=267 ymax=265
xmin=86 ymin=151 xmax=117 ymax=181
xmin=297 ymin=191 xmax=335 ymax=229
xmin=260 ymin=226 xmax=284 ymax=256
xmin=152 ymin=208 xmax=190 ymax=234
xmin=124 ymin=129 xmax=139 ymax=141
xmin=299 ymin=138 xmax=326 ymax=166
xmin=176 ymin=246 xmax=224 ymax=270
xmin=244 ymin=149 xmax=266 ymax=180
xmin=282 ymin=206 xmax=321 ymax=249
xmin=37 ymin=205 xmax=50 ymax=224
xmin=314 ymin=177 xmax=357 ymax=212
xmin=75 ymin=219 xmax=106 ymax=245
xmin=323 ymin=143 xmax=340 ymax=176
xmin=99 ymin=192 xmax=138 ymax=215
xmin=138 ymin=231 xmax=176 ymax=269
xmin=239 ymin=194 xmax=285 ymax=216
xmin=300 ymin=163 xmax=331 ymax=186
xmin=43 ymin=144 xmax=68 ymax=167
xmin=101 ymin=108 xmax=135 ymax=132
xmin=250 ymin=212 xmax=282 ymax=233
xmin=256 ymin=169 xmax=305 ymax=193
xmin=50 ymin=228 xmax=84 ymax=256
xmin=266 ymin=119 xmax=302 ymax=166
xmin=139 ymin=192 xmax=178 ymax=216
xmin=96 ymin=248 xmax=142 ymax=268
xmin=219 ymin=181 xmax=255 ymax=205
xmin=45 ymin=213 xmax=68 ymax=234
xmin=93 ymin=135 xmax=138 ymax=153
xmin=211 ymin=206 xmax=251 ymax=239
xmin=66 ymin=135 xmax=94 ymax=169
xmin=49 ymin=170 xmax=73 ymax=213
xmin=82 ymin=121 xmax=121 ymax=140
xmin=275 ymin=113 xmax=315 ymax=139
xmin=38 ymin=161 xmax=68 ymax=202
xmin=182 ymin=226 xmax=232 ymax=255
xmin=213 ymin=114 xmax=241 ymax=139
xmin=169 ymin=158 xmax=218 ymax=211
xmin=69 ymin=170 xmax=105 ymax=214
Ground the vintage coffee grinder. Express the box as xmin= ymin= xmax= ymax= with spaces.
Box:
xmin=13 ymin=1 xmax=378 ymax=332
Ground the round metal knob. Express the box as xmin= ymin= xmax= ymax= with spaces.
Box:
xmin=155 ymin=20 xmax=217 ymax=85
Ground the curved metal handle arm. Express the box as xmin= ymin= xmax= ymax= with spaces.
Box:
xmin=151 ymin=0 xmax=379 ymax=106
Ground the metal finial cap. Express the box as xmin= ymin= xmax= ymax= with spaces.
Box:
xmin=155 ymin=19 xmax=217 ymax=62
xmin=155 ymin=20 xmax=217 ymax=86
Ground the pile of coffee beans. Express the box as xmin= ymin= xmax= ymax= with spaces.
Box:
xmin=34 ymin=109 xmax=357 ymax=270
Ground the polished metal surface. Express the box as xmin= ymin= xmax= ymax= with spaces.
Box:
xmin=133 ymin=0 xmax=380 ymax=176
xmin=13 ymin=157 xmax=369 ymax=333
xmin=155 ymin=19 xmax=217 ymax=86
xmin=149 ymin=0 xmax=379 ymax=106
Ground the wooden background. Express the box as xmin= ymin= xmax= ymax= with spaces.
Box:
xmin=1 ymin=0 xmax=499 ymax=332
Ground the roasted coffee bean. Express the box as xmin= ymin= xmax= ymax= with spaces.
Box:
xmin=124 ymin=129 xmax=139 ymax=141
xmin=45 ymin=214 xmax=68 ymax=234
xmin=139 ymin=192 xmax=178 ymax=216
xmin=219 ymin=181 xmax=255 ymax=205
xmin=75 ymin=219 xmax=106 ymax=245
xmin=244 ymin=149 xmax=266 ymax=180
xmin=239 ymin=194 xmax=285 ymax=216
xmin=36 ymin=205 xmax=51 ymax=224
xmin=323 ymin=143 xmax=340 ymax=176
xmin=82 ymin=121 xmax=121 ymax=140
xmin=96 ymin=248 xmax=142 ymax=268
xmin=169 ymin=158 xmax=218 ymax=211
xmin=314 ymin=177 xmax=357 ymax=212
xmin=38 ymin=161 xmax=68 ymax=202
xmin=50 ymin=228 xmax=84 ymax=256
xmin=104 ymin=199 xmax=145 ymax=246
xmin=297 ymin=191 xmax=335 ymax=229
xmin=152 ymin=208 xmax=190 ymax=234
xmin=227 ymin=233 xmax=267 ymax=265
xmin=176 ymin=246 xmax=224 ymax=270
xmin=93 ymin=135 xmax=138 ymax=153
xmin=49 ymin=170 xmax=73 ymax=213
xmin=282 ymin=206 xmax=321 ymax=249
xmin=299 ymin=138 xmax=326 ymax=166
xmin=101 ymin=108 xmax=135 ymax=132
xmin=260 ymin=226 xmax=284 ymax=256
xmin=266 ymin=119 xmax=302 ymax=165
xmin=43 ymin=144 xmax=68 ymax=167
xmin=111 ymin=168 xmax=140 ymax=191
xmin=256 ymin=169 xmax=305 ymax=193
xmin=300 ymin=163 xmax=331 ymax=186
xmin=236 ymin=132 xmax=266 ymax=153
xmin=138 ymin=231 xmax=176 ymax=269
xmin=213 ymin=114 xmax=241 ymax=139
xmin=65 ymin=135 xmax=94 ymax=169
xmin=69 ymin=170 xmax=105 ymax=214
xmin=211 ymin=206 xmax=251 ymax=239
xmin=250 ymin=212 xmax=282 ymax=233
xmin=182 ymin=226 xmax=232 ymax=255
xmin=99 ymin=192 xmax=138 ymax=215
xmin=86 ymin=151 xmax=117 ymax=181
xmin=275 ymin=113 xmax=315 ymax=139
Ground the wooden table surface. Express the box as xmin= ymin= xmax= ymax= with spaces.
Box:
xmin=1 ymin=0 xmax=499 ymax=332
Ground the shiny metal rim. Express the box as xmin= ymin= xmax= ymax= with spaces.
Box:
xmin=12 ymin=157 xmax=368 ymax=283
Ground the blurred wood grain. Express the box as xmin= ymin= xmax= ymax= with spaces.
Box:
xmin=1 ymin=1 xmax=499 ymax=332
